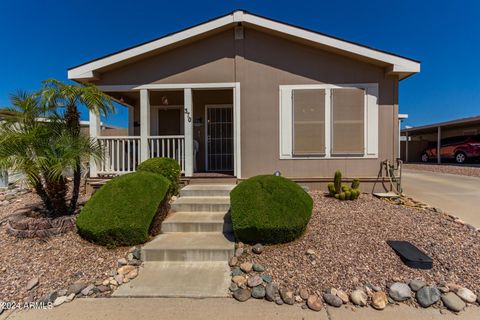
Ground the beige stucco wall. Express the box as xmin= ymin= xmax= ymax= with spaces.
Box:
xmin=93 ymin=27 xmax=400 ymax=179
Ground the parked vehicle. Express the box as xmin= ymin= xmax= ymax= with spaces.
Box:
xmin=421 ymin=135 xmax=480 ymax=163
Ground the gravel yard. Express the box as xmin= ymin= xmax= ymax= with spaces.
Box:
xmin=403 ymin=163 xmax=480 ymax=177
xmin=237 ymin=192 xmax=480 ymax=296
xmin=0 ymin=188 xmax=127 ymax=303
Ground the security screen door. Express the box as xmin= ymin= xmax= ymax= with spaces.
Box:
xmin=205 ymin=105 xmax=233 ymax=172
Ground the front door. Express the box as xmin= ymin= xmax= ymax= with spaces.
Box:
xmin=205 ymin=105 xmax=233 ymax=172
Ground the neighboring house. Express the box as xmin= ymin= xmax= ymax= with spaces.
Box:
xmin=68 ymin=10 xmax=420 ymax=188
xmin=401 ymin=115 xmax=480 ymax=163
xmin=79 ymin=120 xmax=128 ymax=137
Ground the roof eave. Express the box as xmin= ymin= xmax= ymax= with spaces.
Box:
xmin=68 ymin=10 xmax=421 ymax=82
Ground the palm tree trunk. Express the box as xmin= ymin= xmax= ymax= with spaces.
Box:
xmin=69 ymin=163 xmax=81 ymax=214
xmin=33 ymin=181 xmax=55 ymax=215
xmin=45 ymin=177 xmax=68 ymax=217
xmin=65 ymin=104 xmax=82 ymax=214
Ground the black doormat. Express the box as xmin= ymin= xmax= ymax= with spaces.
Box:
xmin=387 ymin=240 xmax=433 ymax=269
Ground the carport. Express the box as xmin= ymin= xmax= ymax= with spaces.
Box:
xmin=400 ymin=115 xmax=480 ymax=163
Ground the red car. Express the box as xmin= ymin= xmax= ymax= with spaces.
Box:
xmin=421 ymin=135 xmax=480 ymax=164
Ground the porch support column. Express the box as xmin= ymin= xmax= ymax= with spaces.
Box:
xmin=184 ymin=88 xmax=193 ymax=177
xmin=89 ymin=110 xmax=101 ymax=177
xmin=437 ymin=126 xmax=441 ymax=164
xmin=128 ymin=106 xmax=135 ymax=136
xmin=140 ymin=89 xmax=150 ymax=163
xmin=405 ymin=132 xmax=409 ymax=163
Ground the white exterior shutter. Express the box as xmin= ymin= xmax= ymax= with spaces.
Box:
xmin=279 ymin=87 xmax=292 ymax=158
xmin=366 ymin=85 xmax=379 ymax=156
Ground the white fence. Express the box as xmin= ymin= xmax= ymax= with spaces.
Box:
xmin=96 ymin=136 xmax=185 ymax=175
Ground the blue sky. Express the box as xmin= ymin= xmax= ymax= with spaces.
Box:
xmin=1 ymin=0 xmax=479 ymax=128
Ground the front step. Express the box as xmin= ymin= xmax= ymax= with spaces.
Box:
xmin=171 ymin=196 xmax=230 ymax=212
xmin=112 ymin=261 xmax=231 ymax=297
xmin=142 ymin=232 xmax=234 ymax=262
xmin=162 ymin=212 xmax=232 ymax=233
xmin=180 ymin=184 xmax=235 ymax=197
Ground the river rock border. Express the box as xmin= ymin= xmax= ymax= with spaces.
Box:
xmin=229 ymin=243 xmax=480 ymax=313
xmin=20 ymin=246 xmax=143 ymax=309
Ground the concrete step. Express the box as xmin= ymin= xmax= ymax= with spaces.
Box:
xmin=142 ymin=232 xmax=234 ymax=262
xmin=171 ymin=196 xmax=230 ymax=212
xmin=162 ymin=212 xmax=232 ymax=233
xmin=112 ymin=261 xmax=230 ymax=297
xmin=180 ymin=184 xmax=235 ymax=197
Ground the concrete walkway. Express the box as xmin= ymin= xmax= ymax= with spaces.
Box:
xmin=113 ymin=184 xmax=235 ymax=298
xmin=2 ymin=298 xmax=479 ymax=320
xmin=402 ymin=169 xmax=480 ymax=227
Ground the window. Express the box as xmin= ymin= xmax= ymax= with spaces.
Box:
xmin=279 ymin=84 xmax=378 ymax=159
xmin=331 ymin=88 xmax=364 ymax=155
xmin=293 ymin=89 xmax=326 ymax=155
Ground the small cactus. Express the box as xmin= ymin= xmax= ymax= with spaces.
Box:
xmin=341 ymin=185 xmax=350 ymax=192
xmin=339 ymin=192 xmax=346 ymax=200
xmin=351 ymin=178 xmax=360 ymax=190
xmin=334 ymin=193 xmax=340 ymax=199
xmin=334 ymin=170 xmax=342 ymax=194
xmin=345 ymin=191 xmax=352 ymax=200
xmin=327 ymin=183 xmax=336 ymax=196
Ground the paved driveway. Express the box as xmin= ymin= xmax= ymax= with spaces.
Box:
xmin=402 ymin=169 xmax=480 ymax=227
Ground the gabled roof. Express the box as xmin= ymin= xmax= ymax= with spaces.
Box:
xmin=68 ymin=10 xmax=420 ymax=81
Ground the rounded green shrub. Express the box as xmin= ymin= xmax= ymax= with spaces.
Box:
xmin=76 ymin=172 xmax=170 ymax=247
xmin=230 ymin=175 xmax=313 ymax=244
xmin=137 ymin=157 xmax=181 ymax=196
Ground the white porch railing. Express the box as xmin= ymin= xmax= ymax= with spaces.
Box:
xmin=97 ymin=137 xmax=141 ymax=175
xmin=148 ymin=136 xmax=185 ymax=172
xmin=95 ymin=135 xmax=185 ymax=175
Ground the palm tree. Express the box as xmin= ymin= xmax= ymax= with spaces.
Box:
xmin=40 ymin=79 xmax=115 ymax=214
xmin=0 ymin=91 xmax=103 ymax=217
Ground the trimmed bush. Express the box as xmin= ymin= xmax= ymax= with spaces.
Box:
xmin=230 ymin=175 xmax=313 ymax=244
xmin=137 ymin=157 xmax=181 ymax=196
xmin=76 ymin=172 xmax=170 ymax=247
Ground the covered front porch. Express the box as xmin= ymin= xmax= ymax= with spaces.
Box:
xmin=89 ymin=83 xmax=241 ymax=178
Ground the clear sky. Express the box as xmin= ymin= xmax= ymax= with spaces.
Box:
xmin=1 ymin=0 xmax=479 ymax=128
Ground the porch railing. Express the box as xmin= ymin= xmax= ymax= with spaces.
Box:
xmin=95 ymin=135 xmax=185 ymax=175
xmin=148 ymin=136 xmax=185 ymax=172
xmin=97 ymin=137 xmax=141 ymax=175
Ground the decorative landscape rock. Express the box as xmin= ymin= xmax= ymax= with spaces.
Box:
xmin=261 ymin=274 xmax=272 ymax=284
xmin=252 ymin=264 xmax=265 ymax=272
xmin=416 ymin=286 xmax=440 ymax=307
xmin=53 ymin=296 xmax=66 ymax=307
xmin=233 ymin=288 xmax=251 ymax=302
xmin=323 ymin=293 xmax=342 ymax=307
xmin=299 ymin=288 xmax=309 ymax=300
xmin=117 ymin=258 xmax=128 ymax=266
xmin=234 ymin=248 xmax=243 ymax=257
xmin=229 ymin=283 xmax=239 ymax=292
xmin=456 ymin=287 xmax=477 ymax=303
xmin=336 ymin=289 xmax=349 ymax=304
xmin=117 ymin=265 xmax=136 ymax=275
xmin=247 ymin=275 xmax=263 ymax=288
xmin=232 ymin=276 xmax=247 ymax=287
xmin=306 ymin=249 xmax=316 ymax=256
xmin=371 ymin=292 xmax=388 ymax=310
xmin=65 ymin=293 xmax=75 ymax=302
xmin=231 ymin=267 xmax=242 ymax=276
xmin=251 ymin=285 xmax=266 ymax=299
xmin=228 ymin=256 xmax=238 ymax=267
xmin=26 ymin=277 xmax=39 ymax=291
xmin=81 ymin=284 xmax=95 ymax=296
xmin=409 ymin=279 xmax=426 ymax=292
xmin=389 ymin=282 xmax=412 ymax=301
xmin=441 ymin=292 xmax=466 ymax=312
xmin=132 ymin=247 xmax=142 ymax=260
xmin=252 ymin=243 xmax=264 ymax=254
xmin=67 ymin=283 xmax=87 ymax=295
xmin=350 ymin=289 xmax=368 ymax=306
xmin=239 ymin=262 xmax=253 ymax=273
xmin=57 ymin=289 xmax=67 ymax=296
xmin=125 ymin=269 xmax=138 ymax=280
xmin=265 ymin=283 xmax=278 ymax=302
xmin=279 ymin=288 xmax=295 ymax=305
xmin=307 ymin=295 xmax=323 ymax=311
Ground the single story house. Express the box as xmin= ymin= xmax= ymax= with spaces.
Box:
xmin=68 ymin=10 xmax=420 ymax=188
